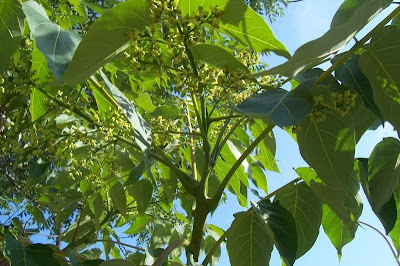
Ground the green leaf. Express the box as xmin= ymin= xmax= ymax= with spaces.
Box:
xmin=249 ymin=163 xmax=268 ymax=195
xmin=92 ymin=194 xmax=104 ymax=230
xmin=254 ymin=200 xmax=298 ymax=266
xmin=3 ymin=235 xmax=60 ymax=266
xmin=127 ymin=179 xmax=153 ymax=214
xmin=274 ymin=182 xmax=322 ymax=259
xmin=335 ymin=54 xmax=383 ymax=124
xmin=180 ymin=0 xmax=289 ymax=58
xmin=124 ymin=161 xmax=145 ymax=186
xmin=297 ymin=111 xmax=355 ymax=191
xmin=62 ymin=0 xmax=152 ymax=84
xmin=159 ymin=164 xmax=178 ymax=204
xmin=321 ymin=204 xmax=358 ymax=256
xmin=392 ymin=15 xmax=400 ymax=28
xmin=214 ymin=145 xmax=248 ymax=207
xmin=349 ymin=94 xmax=379 ymax=143
xmin=31 ymin=41 xmax=52 ymax=84
xmin=389 ymin=187 xmax=400 ymax=254
xmin=29 ymin=88 xmax=47 ymax=122
xmin=234 ymin=79 xmax=314 ymax=127
xmin=251 ymin=120 xmax=278 ymax=172
xmin=110 ymin=182 xmax=127 ymax=217
xmin=359 ymin=138 xmax=400 ymax=233
xmin=0 ymin=0 xmax=24 ymax=73
xmin=89 ymin=81 xmax=115 ymax=119
xmin=226 ymin=210 xmax=273 ymax=266
xmin=137 ymin=92 xmax=156 ymax=113
xmin=22 ymin=1 xmax=82 ymax=81
xmin=191 ymin=43 xmax=248 ymax=72
xmin=359 ymin=26 xmax=400 ymax=133
xmin=255 ymin=0 xmax=391 ymax=78
xmin=25 ymin=205 xmax=47 ymax=227
xmin=124 ymin=214 xmax=152 ymax=235
xmin=100 ymin=71 xmax=152 ymax=172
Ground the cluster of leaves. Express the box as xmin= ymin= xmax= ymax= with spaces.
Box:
xmin=1 ymin=0 xmax=400 ymax=265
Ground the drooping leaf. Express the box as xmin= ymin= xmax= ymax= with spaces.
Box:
xmin=124 ymin=214 xmax=152 ymax=235
xmin=321 ymin=205 xmax=358 ymax=256
xmin=234 ymin=79 xmax=314 ymax=127
xmin=136 ymin=92 xmax=156 ymax=113
xmin=0 ymin=0 xmax=24 ymax=73
xmin=109 ymin=182 xmax=127 ymax=217
xmin=254 ymin=0 xmax=391 ymax=78
xmin=251 ymin=120 xmax=278 ymax=172
xmin=274 ymin=182 xmax=322 ymax=259
xmin=25 ymin=205 xmax=47 ymax=227
xmin=349 ymin=94 xmax=379 ymax=143
xmin=335 ymin=54 xmax=383 ymax=124
xmin=226 ymin=210 xmax=273 ymax=266
xmin=22 ymin=1 xmax=82 ymax=81
xmin=359 ymin=26 xmax=400 ymax=133
xmin=357 ymin=138 xmax=400 ymax=233
xmin=3 ymin=235 xmax=60 ymax=266
xmin=249 ymin=163 xmax=268 ymax=195
xmin=321 ymin=169 xmax=363 ymax=255
xmin=31 ymin=41 xmax=52 ymax=84
xmin=100 ymin=71 xmax=152 ymax=172
xmin=127 ymin=179 xmax=153 ymax=214
xmin=62 ymin=0 xmax=152 ymax=84
xmin=92 ymin=193 xmax=104 ymax=230
xmin=191 ymin=43 xmax=248 ymax=72
xmin=254 ymin=200 xmax=297 ymax=266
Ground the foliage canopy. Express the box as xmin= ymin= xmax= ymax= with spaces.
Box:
xmin=1 ymin=0 xmax=400 ymax=265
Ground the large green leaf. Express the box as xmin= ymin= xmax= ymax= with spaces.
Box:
xmin=254 ymin=0 xmax=391 ymax=78
xmin=234 ymin=79 xmax=314 ymax=127
xmin=226 ymin=210 xmax=273 ymax=266
xmin=191 ymin=43 xmax=248 ymax=72
xmin=335 ymin=54 xmax=383 ymax=124
xmin=364 ymin=137 xmax=400 ymax=232
xmin=127 ymin=179 xmax=153 ymax=214
xmin=100 ymin=71 xmax=152 ymax=168
xmin=22 ymin=1 xmax=81 ymax=81
xmin=251 ymin=120 xmax=278 ymax=172
xmin=349 ymin=94 xmax=379 ymax=143
xmin=110 ymin=182 xmax=127 ymax=217
xmin=359 ymin=26 xmax=400 ymax=133
xmin=62 ymin=0 xmax=152 ymax=84
xmin=274 ymin=182 xmax=322 ymax=259
xmin=297 ymin=111 xmax=355 ymax=191
xmin=254 ymin=200 xmax=297 ymax=266
xmin=0 ymin=0 xmax=24 ymax=72
xmin=3 ymin=235 xmax=60 ymax=266
xmin=31 ymin=42 xmax=52 ymax=84
xmin=321 ymin=204 xmax=358 ymax=256
xmin=179 ymin=0 xmax=289 ymax=58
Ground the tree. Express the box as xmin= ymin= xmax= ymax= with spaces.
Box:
xmin=1 ymin=0 xmax=400 ymax=265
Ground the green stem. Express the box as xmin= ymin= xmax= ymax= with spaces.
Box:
xmin=207 ymin=124 xmax=275 ymax=211
xmin=208 ymin=115 xmax=243 ymax=123
xmin=90 ymin=239 xmax=145 ymax=252
xmin=88 ymin=75 xmax=119 ymax=109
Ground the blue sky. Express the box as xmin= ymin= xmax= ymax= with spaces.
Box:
xmin=207 ymin=1 xmax=400 ymax=265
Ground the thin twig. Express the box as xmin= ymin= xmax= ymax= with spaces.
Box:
xmin=359 ymin=221 xmax=400 ymax=266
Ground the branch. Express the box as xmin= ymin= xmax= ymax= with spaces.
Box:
xmin=186 ymin=103 xmax=198 ymax=181
xmin=91 ymin=239 xmax=145 ymax=252
xmin=208 ymin=115 xmax=243 ymax=123
xmin=152 ymin=239 xmax=189 ymax=266
xmin=313 ymin=6 xmax=400 ymax=88
xmin=207 ymin=124 xmax=275 ymax=211
xmin=152 ymin=143 xmax=199 ymax=196
xmin=358 ymin=221 xmax=400 ymax=266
